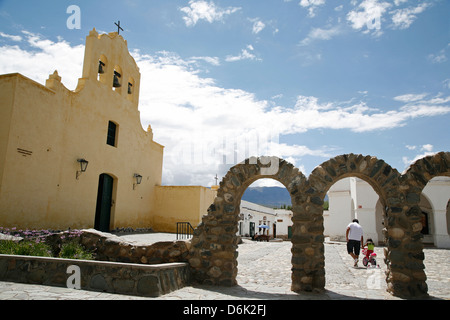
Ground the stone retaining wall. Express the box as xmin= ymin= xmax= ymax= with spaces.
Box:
xmin=0 ymin=254 xmax=190 ymax=297
xmin=45 ymin=229 xmax=191 ymax=265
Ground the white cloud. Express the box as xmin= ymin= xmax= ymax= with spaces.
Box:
xmin=225 ymin=45 xmax=261 ymax=62
xmin=0 ymin=32 xmax=22 ymax=42
xmin=444 ymin=79 xmax=450 ymax=90
xmin=299 ymin=0 xmax=326 ymax=17
xmin=394 ymin=0 xmax=408 ymax=6
xmin=0 ymin=31 xmax=84 ymax=90
xmin=251 ymin=19 xmax=266 ymax=34
xmin=390 ymin=3 xmax=431 ymax=30
xmin=402 ymin=144 xmax=436 ymax=170
xmin=347 ymin=0 xmax=391 ymax=35
xmin=421 ymin=144 xmax=433 ymax=152
xmin=300 ymin=25 xmax=342 ymax=45
xmin=428 ymin=44 xmax=449 ymax=64
xmin=179 ymin=0 xmax=241 ymax=27
xmin=189 ymin=56 xmax=221 ymax=66
xmin=394 ymin=93 xmax=428 ymax=103
xmin=271 ymin=94 xmax=283 ymax=100
xmin=345 ymin=0 xmax=432 ymax=36
xmin=428 ymin=51 xmax=447 ymax=64
xmin=277 ymin=94 xmax=450 ymax=133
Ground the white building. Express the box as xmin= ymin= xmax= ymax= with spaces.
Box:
xmin=238 ymin=200 xmax=293 ymax=240
xmin=324 ymin=177 xmax=450 ymax=248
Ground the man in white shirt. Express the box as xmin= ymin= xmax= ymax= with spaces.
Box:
xmin=346 ymin=219 xmax=364 ymax=267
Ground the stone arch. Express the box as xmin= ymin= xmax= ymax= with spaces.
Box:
xmin=189 ymin=156 xmax=308 ymax=287
xmin=404 ymin=152 xmax=450 ymax=185
xmin=390 ymin=151 xmax=450 ymax=297
xmin=309 ymin=154 xmax=399 ymax=204
xmin=188 ymin=152 xmax=449 ymax=298
xmin=299 ymin=154 xmax=401 ymax=293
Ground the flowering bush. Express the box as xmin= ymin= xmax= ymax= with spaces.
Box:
xmin=0 ymin=227 xmax=52 ymax=243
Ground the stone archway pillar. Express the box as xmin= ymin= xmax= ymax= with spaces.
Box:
xmin=385 ymin=152 xmax=450 ymax=297
xmin=290 ymin=200 xmax=326 ymax=292
xmin=189 ymin=197 xmax=240 ymax=286
xmin=188 ymin=157 xmax=322 ymax=291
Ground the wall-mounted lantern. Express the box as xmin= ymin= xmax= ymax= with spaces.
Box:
xmin=133 ymin=173 xmax=142 ymax=190
xmin=76 ymin=159 xmax=89 ymax=180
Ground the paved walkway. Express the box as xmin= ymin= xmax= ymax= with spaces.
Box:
xmin=0 ymin=234 xmax=448 ymax=300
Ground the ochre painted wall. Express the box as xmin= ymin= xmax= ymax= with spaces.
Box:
xmin=0 ymin=30 xmax=164 ymax=230
xmin=152 ymin=186 xmax=216 ymax=233
xmin=0 ymin=29 xmax=217 ymax=233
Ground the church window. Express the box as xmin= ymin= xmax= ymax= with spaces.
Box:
xmin=107 ymin=121 xmax=118 ymax=147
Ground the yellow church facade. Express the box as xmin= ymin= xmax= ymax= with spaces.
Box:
xmin=0 ymin=28 xmax=215 ymax=232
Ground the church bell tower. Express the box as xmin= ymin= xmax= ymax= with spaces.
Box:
xmin=79 ymin=27 xmax=141 ymax=108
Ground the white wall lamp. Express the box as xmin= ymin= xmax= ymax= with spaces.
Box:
xmin=133 ymin=173 xmax=143 ymax=190
xmin=76 ymin=159 xmax=89 ymax=180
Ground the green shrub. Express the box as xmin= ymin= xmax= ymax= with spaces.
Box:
xmin=0 ymin=240 xmax=52 ymax=257
xmin=58 ymin=241 xmax=93 ymax=260
xmin=1 ymin=228 xmax=94 ymax=260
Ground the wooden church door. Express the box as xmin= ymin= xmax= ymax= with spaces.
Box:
xmin=94 ymin=174 xmax=114 ymax=232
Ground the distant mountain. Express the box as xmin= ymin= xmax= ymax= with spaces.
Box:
xmin=242 ymin=187 xmax=291 ymax=208
xmin=242 ymin=186 xmax=329 ymax=208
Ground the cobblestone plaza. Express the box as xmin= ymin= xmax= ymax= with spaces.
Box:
xmin=0 ymin=236 xmax=448 ymax=300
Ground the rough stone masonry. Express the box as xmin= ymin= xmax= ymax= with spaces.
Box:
xmin=188 ymin=152 xmax=450 ymax=299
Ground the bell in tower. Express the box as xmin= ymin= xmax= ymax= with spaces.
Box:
xmin=113 ymin=70 xmax=121 ymax=88
xmin=98 ymin=60 xmax=105 ymax=74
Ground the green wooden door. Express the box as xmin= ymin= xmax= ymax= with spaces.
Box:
xmin=249 ymin=222 xmax=255 ymax=238
xmin=95 ymin=174 xmax=114 ymax=232
xmin=288 ymin=226 xmax=293 ymax=239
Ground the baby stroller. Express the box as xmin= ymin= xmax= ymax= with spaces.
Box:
xmin=362 ymin=247 xmax=379 ymax=268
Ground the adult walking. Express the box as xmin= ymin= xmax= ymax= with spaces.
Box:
xmin=346 ymin=219 xmax=363 ymax=267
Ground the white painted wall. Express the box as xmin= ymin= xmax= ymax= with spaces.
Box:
xmin=422 ymin=177 xmax=450 ymax=248
xmin=324 ymin=176 xmax=450 ymax=248
xmin=238 ymin=200 xmax=293 ymax=238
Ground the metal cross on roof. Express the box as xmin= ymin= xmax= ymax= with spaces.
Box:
xmin=115 ymin=21 xmax=124 ymax=35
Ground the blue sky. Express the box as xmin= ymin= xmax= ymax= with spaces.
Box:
xmin=0 ymin=0 xmax=449 ymax=187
